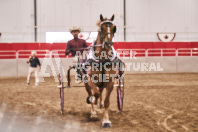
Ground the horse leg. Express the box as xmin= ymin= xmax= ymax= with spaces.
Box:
xmin=84 ymin=83 xmax=99 ymax=118
xmin=90 ymin=100 xmax=97 ymax=118
xmin=98 ymin=88 xmax=104 ymax=108
xmin=102 ymin=84 xmax=114 ymax=128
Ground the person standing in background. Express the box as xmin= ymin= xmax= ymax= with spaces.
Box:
xmin=27 ymin=51 xmax=41 ymax=86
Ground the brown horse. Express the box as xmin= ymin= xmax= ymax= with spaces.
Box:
xmin=81 ymin=14 xmax=123 ymax=128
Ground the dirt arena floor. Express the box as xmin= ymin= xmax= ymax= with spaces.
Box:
xmin=0 ymin=73 xmax=198 ymax=132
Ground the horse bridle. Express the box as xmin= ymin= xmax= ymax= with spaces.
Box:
xmin=99 ymin=20 xmax=116 ymax=48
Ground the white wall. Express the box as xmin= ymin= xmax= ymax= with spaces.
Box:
xmin=0 ymin=0 xmax=198 ymax=42
xmin=0 ymin=0 xmax=34 ymax=42
xmin=126 ymin=0 xmax=198 ymax=41
xmin=0 ymin=57 xmax=198 ymax=77
xmin=36 ymin=0 xmax=124 ymax=42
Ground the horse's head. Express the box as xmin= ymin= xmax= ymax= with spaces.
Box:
xmin=99 ymin=14 xmax=116 ymax=48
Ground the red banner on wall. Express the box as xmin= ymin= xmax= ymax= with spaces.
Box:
xmin=0 ymin=42 xmax=198 ymax=51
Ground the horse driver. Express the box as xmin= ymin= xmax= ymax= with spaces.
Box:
xmin=65 ymin=26 xmax=88 ymax=64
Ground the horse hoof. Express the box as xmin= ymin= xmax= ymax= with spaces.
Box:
xmin=90 ymin=111 xmax=97 ymax=118
xmin=102 ymin=122 xmax=112 ymax=128
xmin=90 ymin=114 xmax=97 ymax=118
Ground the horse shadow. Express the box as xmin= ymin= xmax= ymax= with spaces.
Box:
xmin=81 ymin=112 xmax=100 ymax=122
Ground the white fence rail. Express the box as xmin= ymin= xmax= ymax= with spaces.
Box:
xmin=0 ymin=50 xmax=17 ymax=58
xmin=17 ymin=50 xmax=51 ymax=58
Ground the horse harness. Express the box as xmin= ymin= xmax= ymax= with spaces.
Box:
xmin=76 ymin=42 xmax=124 ymax=88
xmin=76 ymin=20 xmax=123 ymax=88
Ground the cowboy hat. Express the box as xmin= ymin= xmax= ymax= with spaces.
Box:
xmin=69 ymin=26 xmax=81 ymax=33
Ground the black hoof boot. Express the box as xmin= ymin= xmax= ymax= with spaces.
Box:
xmin=86 ymin=97 xmax=91 ymax=104
xmin=102 ymin=122 xmax=112 ymax=128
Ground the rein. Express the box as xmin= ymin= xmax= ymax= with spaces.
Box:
xmin=70 ymin=44 xmax=104 ymax=51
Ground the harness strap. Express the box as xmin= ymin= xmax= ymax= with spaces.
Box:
xmin=87 ymin=42 xmax=117 ymax=62
xmin=98 ymin=66 xmax=104 ymax=89
xmin=100 ymin=20 xmax=114 ymax=26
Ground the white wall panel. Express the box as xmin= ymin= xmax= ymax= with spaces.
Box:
xmin=146 ymin=57 xmax=177 ymax=73
xmin=0 ymin=0 xmax=197 ymax=42
xmin=177 ymin=57 xmax=198 ymax=72
xmin=0 ymin=59 xmax=17 ymax=76
xmin=121 ymin=57 xmax=147 ymax=74
xmin=17 ymin=59 xmax=29 ymax=76
xmin=0 ymin=0 xmax=34 ymax=42
xmin=37 ymin=0 xmax=124 ymax=42
xmin=126 ymin=0 xmax=198 ymax=41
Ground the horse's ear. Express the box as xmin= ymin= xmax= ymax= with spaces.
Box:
xmin=100 ymin=14 xmax=104 ymax=21
xmin=110 ymin=14 xmax=114 ymax=21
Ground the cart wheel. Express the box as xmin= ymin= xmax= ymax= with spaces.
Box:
xmin=67 ymin=67 xmax=71 ymax=87
xmin=60 ymin=87 xmax=64 ymax=115
xmin=58 ymin=73 xmax=64 ymax=115
xmin=117 ymin=77 xmax=124 ymax=112
xmin=67 ymin=65 xmax=75 ymax=87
